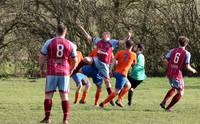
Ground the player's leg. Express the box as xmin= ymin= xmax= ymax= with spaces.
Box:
xmin=127 ymin=76 xmax=143 ymax=106
xmin=99 ymin=88 xmax=119 ymax=108
xmin=94 ymin=86 xmax=102 ymax=106
xmin=59 ymin=92 xmax=70 ymax=124
xmin=160 ymin=88 xmax=176 ymax=109
xmin=166 ymin=89 xmax=184 ymax=111
xmin=40 ymin=76 xmax=58 ymax=123
xmin=117 ymin=80 xmax=131 ymax=107
xmin=72 ymin=74 xmax=83 ymax=104
xmin=100 ymin=72 xmax=128 ymax=108
xmin=81 ymin=64 xmax=103 ymax=106
xmin=160 ymin=79 xmax=177 ymax=109
xmin=58 ymin=76 xmax=70 ymax=124
xmin=79 ymin=77 xmax=90 ymax=104
xmin=74 ymin=84 xmax=82 ymax=104
xmin=165 ymin=80 xmax=184 ymax=112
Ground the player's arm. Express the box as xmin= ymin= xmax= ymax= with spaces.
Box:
xmin=164 ymin=50 xmax=172 ymax=67
xmin=70 ymin=44 xmax=78 ymax=74
xmin=185 ymin=52 xmax=197 ymax=74
xmin=38 ymin=53 xmax=47 ymax=76
xmin=39 ymin=39 xmax=51 ymax=76
xmin=163 ymin=58 xmax=169 ymax=67
xmin=118 ymin=29 xmax=132 ymax=45
xmin=76 ymin=19 xmax=92 ymax=44
xmin=186 ymin=64 xmax=197 ymax=73
xmin=70 ymin=57 xmax=78 ymax=74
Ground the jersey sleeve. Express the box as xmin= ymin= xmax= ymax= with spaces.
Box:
xmin=166 ymin=49 xmax=173 ymax=61
xmin=185 ymin=51 xmax=191 ymax=64
xmin=109 ymin=39 xmax=119 ymax=48
xmin=70 ymin=43 xmax=77 ymax=58
xmin=92 ymin=37 xmax=101 ymax=45
xmin=40 ymin=39 xmax=52 ymax=55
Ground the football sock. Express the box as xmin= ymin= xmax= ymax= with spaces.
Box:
xmin=103 ymin=92 xmax=117 ymax=105
xmin=62 ymin=100 xmax=70 ymax=121
xmin=106 ymin=87 xmax=112 ymax=95
xmin=74 ymin=92 xmax=80 ymax=103
xmin=128 ymin=90 xmax=133 ymax=104
xmin=162 ymin=88 xmax=176 ymax=104
xmin=118 ymin=85 xmax=129 ymax=100
xmin=95 ymin=89 xmax=101 ymax=105
xmin=81 ymin=91 xmax=87 ymax=102
xmin=44 ymin=99 xmax=52 ymax=120
xmin=166 ymin=93 xmax=182 ymax=110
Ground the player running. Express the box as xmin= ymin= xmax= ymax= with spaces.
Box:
xmin=39 ymin=24 xmax=78 ymax=124
xmin=99 ymin=40 xmax=137 ymax=108
xmin=127 ymin=43 xmax=147 ymax=106
xmin=70 ymin=51 xmax=91 ymax=104
xmin=160 ymin=36 xmax=197 ymax=112
xmin=75 ymin=20 xmax=132 ymax=106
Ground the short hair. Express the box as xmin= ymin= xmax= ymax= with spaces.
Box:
xmin=137 ymin=43 xmax=145 ymax=51
xmin=178 ymin=36 xmax=189 ymax=47
xmin=57 ymin=24 xmax=67 ymax=35
xmin=126 ymin=40 xmax=134 ymax=48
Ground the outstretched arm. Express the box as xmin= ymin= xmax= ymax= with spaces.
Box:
xmin=119 ymin=29 xmax=133 ymax=45
xmin=76 ymin=19 xmax=92 ymax=44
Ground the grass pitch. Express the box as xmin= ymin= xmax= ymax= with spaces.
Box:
xmin=0 ymin=77 xmax=199 ymax=124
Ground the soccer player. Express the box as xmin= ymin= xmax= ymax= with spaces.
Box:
xmin=39 ymin=24 xmax=78 ymax=124
xmin=160 ymin=36 xmax=197 ymax=112
xmin=81 ymin=65 xmax=103 ymax=106
xmin=127 ymin=43 xmax=147 ymax=106
xmin=70 ymin=51 xmax=91 ymax=104
xmin=99 ymin=40 xmax=137 ymax=108
xmin=75 ymin=20 xmax=132 ymax=106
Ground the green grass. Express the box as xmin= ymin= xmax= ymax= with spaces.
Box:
xmin=0 ymin=77 xmax=200 ymax=124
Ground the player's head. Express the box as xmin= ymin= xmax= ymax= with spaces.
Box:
xmin=178 ymin=36 xmax=189 ymax=47
xmin=101 ymin=32 xmax=111 ymax=41
xmin=134 ymin=43 xmax=145 ymax=52
xmin=126 ymin=40 xmax=134 ymax=49
xmin=57 ymin=24 xmax=67 ymax=36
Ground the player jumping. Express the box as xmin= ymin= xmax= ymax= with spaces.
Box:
xmin=75 ymin=20 xmax=132 ymax=106
xmin=99 ymin=40 xmax=137 ymax=108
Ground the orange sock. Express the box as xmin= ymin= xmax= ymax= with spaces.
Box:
xmin=81 ymin=91 xmax=87 ymax=102
xmin=74 ymin=92 xmax=79 ymax=103
xmin=118 ymin=85 xmax=129 ymax=101
xmin=95 ymin=89 xmax=101 ymax=105
xmin=103 ymin=92 xmax=117 ymax=105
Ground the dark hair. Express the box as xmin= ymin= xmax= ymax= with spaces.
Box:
xmin=178 ymin=36 xmax=189 ymax=47
xmin=126 ymin=40 xmax=134 ymax=49
xmin=137 ymin=43 xmax=145 ymax=51
xmin=57 ymin=24 xmax=67 ymax=35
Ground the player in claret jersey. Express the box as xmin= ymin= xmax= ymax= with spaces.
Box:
xmin=75 ymin=20 xmax=132 ymax=106
xmin=39 ymin=24 xmax=78 ymax=124
xmin=70 ymin=51 xmax=91 ymax=104
xmin=99 ymin=40 xmax=137 ymax=108
xmin=160 ymin=36 xmax=197 ymax=112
